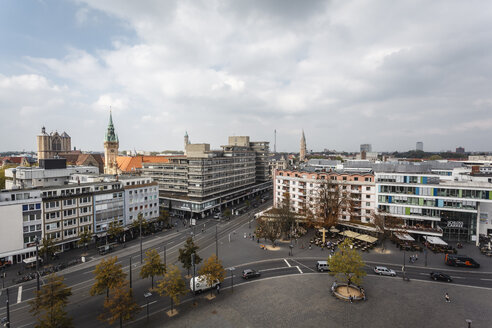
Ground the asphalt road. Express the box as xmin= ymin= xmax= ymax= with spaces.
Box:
xmin=0 ymin=200 xmax=272 ymax=328
xmin=2 ymin=199 xmax=492 ymax=327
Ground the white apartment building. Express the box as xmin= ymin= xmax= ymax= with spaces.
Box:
xmin=121 ymin=177 xmax=159 ymax=227
xmin=274 ymin=169 xmax=376 ymax=227
xmin=0 ymin=190 xmax=42 ymax=264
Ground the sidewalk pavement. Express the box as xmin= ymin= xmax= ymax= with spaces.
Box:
xmin=212 ymin=220 xmax=492 ymax=273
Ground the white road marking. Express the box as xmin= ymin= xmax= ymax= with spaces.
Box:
xmin=296 ymin=266 xmax=303 ymax=274
xmin=291 ymin=259 xmax=316 ymax=273
xmin=480 ymin=278 xmax=492 ymax=281
xmin=284 ymin=259 xmax=291 ymax=267
xmin=140 ymin=300 xmax=158 ymax=308
xmin=259 ymin=266 xmax=297 ymax=273
xmin=17 ymin=286 xmax=22 ymax=304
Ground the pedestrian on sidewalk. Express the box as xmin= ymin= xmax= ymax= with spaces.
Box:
xmin=445 ymin=293 xmax=450 ymax=303
xmin=349 ymin=295 xmax=353 ymax=303
xmin=216 ymin=284 xmax=220 ymax=294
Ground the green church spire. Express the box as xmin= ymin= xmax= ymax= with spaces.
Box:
xmin=105 ymin=110 xmax=119 ymax=143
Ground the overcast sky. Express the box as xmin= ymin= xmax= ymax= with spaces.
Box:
xmin=1 ymin=0 xmax=492 ymax=153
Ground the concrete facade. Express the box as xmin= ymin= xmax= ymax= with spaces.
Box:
xmin=141 ymin=136 xmax=271 ymax=218
xmin=274 ymin=169 xmax=376 ymax=224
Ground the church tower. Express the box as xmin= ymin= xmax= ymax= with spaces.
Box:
xmin=184 ymin=131 xmax=190 ymax=155
xmin=300 ymin=129 xmax=306 ymax=162
xmin=104 ymin=111 xmax=119 ymax=175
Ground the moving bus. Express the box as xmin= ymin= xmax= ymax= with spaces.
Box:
xmin=445 ymin=254 xmax=480 ymax=268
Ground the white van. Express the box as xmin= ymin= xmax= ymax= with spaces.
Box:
xmin=316 ymin=261 xmax=330 ymax=272
xmin=190 ymin=275 xmax=221 ymax=294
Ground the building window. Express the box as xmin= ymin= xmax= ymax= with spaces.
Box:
xmin=366 ymin=187 xmax=371 ymax=191
xmin=366 ymin=202 xmax=371 ymax=206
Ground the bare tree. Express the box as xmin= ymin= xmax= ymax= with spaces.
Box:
xmin=373 ymin=212 xmax=406 ymax=250
xmin=311 ymin=179 xmax=353 ymax=228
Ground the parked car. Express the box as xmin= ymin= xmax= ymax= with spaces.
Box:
xmin=373 ymin=266 xmax=397 ymax=277
xmin=316 ymin=261 xmax=330 ymax=272
xmin=445 ymin=254 xmax=480 ymax=268
xmin=430 ymin=272 xmax=452 ymax=282
xmin=242 ymin=269 xmax=261 ymax=279
xmin=213 ymin=213 xmax=222 ymax=219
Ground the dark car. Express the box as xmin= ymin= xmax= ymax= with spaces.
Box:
xmin=430 ymin=272 xmax=452 ymax=282
xmin=242 ymin=269 xmax=261 ymax=279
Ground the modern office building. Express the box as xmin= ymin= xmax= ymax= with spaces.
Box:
xmin=278 ymin=161 xmax=492 ymax=243
xmin=4 ymin=158 xmax=99 ymax=190
xmin=416 ymin=141 xmax=424 ymax=151
xmin=141 ymin=136 xmax=271 ymax=219
xmin=375 ymin=168 xmax=492 ymax=243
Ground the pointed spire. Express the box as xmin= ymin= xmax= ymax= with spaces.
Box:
xmin=105 ymin=108 xmax=118 ymax=143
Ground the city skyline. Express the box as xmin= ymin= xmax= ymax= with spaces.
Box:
xmin=2 ymin=0 xmax=492 ymax=153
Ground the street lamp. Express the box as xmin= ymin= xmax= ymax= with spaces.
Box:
xmin=163 ymin=244 xmax=167 ymax=267
xmin=144 ymin=292 xmax=152 ymax=321
xmin=129 ymin=257 xmax=133 ymax=289
xmin=191 ymin=254 xmax=196 ymax=303
xmin=4 ymin=287 xmax=10 ymax=328
xmin=228 ymin=267 xmax=236 ymax=293
xmin=1 ymin=270 xmax=5 ymax=289
xmin=215 ymin=225 xmax=218 ymax=259
xmin=139 ymin=220 xmax=143 ymax=264
xmin=35 ymin=237 xmax=40 ymax=291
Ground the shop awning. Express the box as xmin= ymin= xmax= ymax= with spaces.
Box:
xmin=394 ymin=232 xmax=415 ymax=242
xmin=356 ymin=234 xmax=378 ymax=243
xmin=423 ymin=236 xmax=448 ymax=246
xmin=340 ymin=230 xmax=360 ymax=238
xmin=338 ymin=221 xmax=380 ymax=233
xmin=0 ymin=246 xmax=37 ymax=259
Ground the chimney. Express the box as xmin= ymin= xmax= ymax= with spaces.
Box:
xmin=12 ymin=168 xmax=17 ymax=186
xmin=471 ymin=166 xmax=480 ymax=175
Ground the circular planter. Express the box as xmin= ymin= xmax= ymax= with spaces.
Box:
xmin=331 ymin=282 xmax=366 ymax=302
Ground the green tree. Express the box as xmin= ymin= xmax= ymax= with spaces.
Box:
xmin=91 ymin=257 xmax=126 ymax=298
xmin=178 ymin=237 xmax=202 ymax=276
xmin=223 ymin=208 xmax=232 ymax=220
xmin=78 ymin=228 xmax=92 ymax=250
xmin=327 ymin=239 xmax=366 ymax=292
xmin=255 ymin=217 xmax=282 ymax=246
xmin=39 ymin=237 xmax=56 ymax=263
xmin=29 ymin=274 xmax=73 ymax=328
xmin=198 ymin=255 xmax=226 ymax=297
xmin=275 ymin=192 xmax=296 ymax=238
xmin=429 ymin=154 xmax=442 ymax=160
xmin=140 ymin=249 xmax=166 ymax=289
xmin=156 ymin=264 xmax=188 ymax=314
xmin=98 ymin=280 xmax=140 ymax=328
xmin=373 ymin=213 xmax=405 ymax=250
xmin=131 ymin=212 xmax=149 ymax=237
xmin=107 ymin=219 xmax=124 ymax=243
xmin=156 ymin=208 xmax=170 ymax=228
xmin=0 ymin=164 xmax=16 ymax=189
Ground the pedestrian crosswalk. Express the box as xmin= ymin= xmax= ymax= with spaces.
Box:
xmin=17 ymin=286 xmax=22 ymax=304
